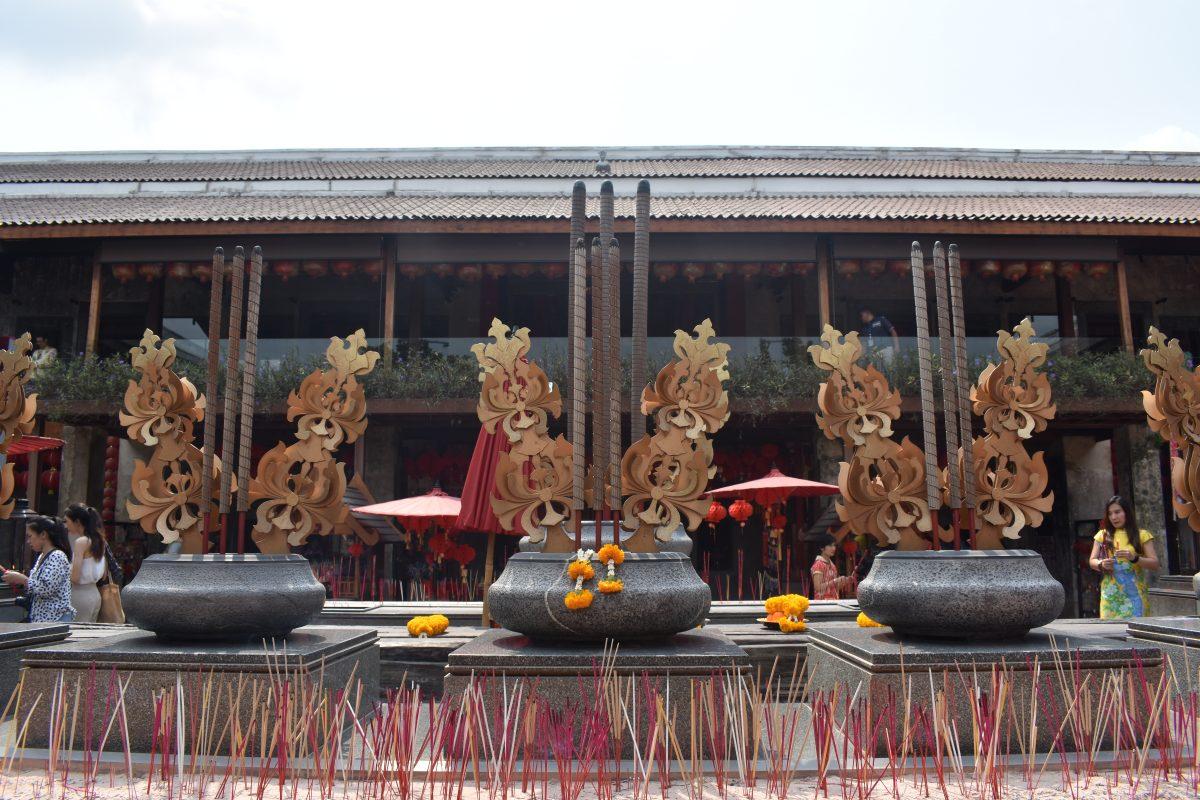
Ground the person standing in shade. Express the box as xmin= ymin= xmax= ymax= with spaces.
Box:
xmin=1088 ymin=495 xmax=1159 ymax=619
xmin=1 ymin=516 xmax=76 ymax=622
xmin=810 ymin=533 xmax=849 ymax=601
xmin=31 ymin=335 xmax=58 ymax=369
xmin=858 ymin=306 xmax=900 ymax=363
xmin=64 ymin=503 xmax=107 ymax=623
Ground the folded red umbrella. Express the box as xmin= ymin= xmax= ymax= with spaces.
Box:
xmin=453 ymin=426 xmax=516 ymax=535
xmin=3 ymin=435 xmax=64 ymax=457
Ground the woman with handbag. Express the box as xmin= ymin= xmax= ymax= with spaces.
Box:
xmin=1 ymin=516 xmax=75 ymax=622
xmin=65 ymin=503 xmax=107 ymax=623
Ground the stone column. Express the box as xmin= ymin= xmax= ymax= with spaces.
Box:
xmin=1113 ymin=425 xmax=1167 ymax=553
xmin=57 ymin=424 xmax=98 ymax=508
xmin=815 ymin=432 xmax=842 ymax=486
xmin=363 ymin=421 xmax=400 ymax=505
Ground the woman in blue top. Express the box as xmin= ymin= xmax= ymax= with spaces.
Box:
xmin=1 ymin=516 xmax=76 ymax=622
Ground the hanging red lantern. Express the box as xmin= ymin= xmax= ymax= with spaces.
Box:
xmin=191 ymin=262 xmax=212 ymax=283
xmin=729 ymin=499 xmax=753 ymax=525
xmin=653 ymin=262 xmax=678 ymax=283
xmin=886 ymin=259 xmax=909 ymax=278
xmin=512 ymin=262 xmax=536 ymax=279
xmin=1031 ymin=260 xmax=1056 ymax=281
xmin=864 ymin=259 xmax=887 ymax=278
xmin=705 ymin=501 xmax=728 ymax=526
xmin=541 ymin=262 xmax=567 ymax=279
xmin=272 ymin=260 xmax=299 ymax=282
xmin=484 ymin=262 xmax=507 ymax=280
xmin=1057 ymin=261 xmax=1081 ymax=281
xmin=1085 ymin=261 xmax=1112 ymax=279
xmin=1002 ymin=260 xmax=1028 ymax=281
xmin=331 ymin=260 xmax=356 ymax=279
xmin=458 ymin=263 xmax=483 ymax=282
xmin=40 ymin=467 xmax=59 ymax=494
xmin=398 ymin=263 xmax=425 ymax=280
xmin=770 ymin=513 xmax=788 ymax=530
xmin=138 ymin=262 xmax=163 ymax=282
xmin=362 ymin=259 xmax=385 ymax=282
xmin=432 ymin=263 xmax=454 ymax=279
xmin=347 ymin=540 xmax=365 ymax=559
xmin=842 ymin=538 xmax=859 ymax=556
xmin=738 ymin=262 xmax=763 ymax=280
xmin=42 ymin=449 xmax=61 ymax=469
xmin=975 ymin=259 xmax=1001 ymax=279
xmin=793 ymin=261 xmax=814 ymax=277
xmin=681 ymin=262 xmax=706 ymax=283
xmin=303 ymin=260 xmax=328 ymax=279
xmin=765 ymin=261 xmax=791 ymax=278
xmin=835 ymin=259 xmax=860 ymax=279
xmin=454 ymin=543 xmax=476 ymax=564
xmin=167 ymin=261 xmax=192 ymax=281
xmin=111 ymin=263 xmax=136 ymax=283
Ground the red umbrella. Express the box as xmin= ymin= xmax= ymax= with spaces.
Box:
xmin=707 ymin=468 xmax=839 ymax=505
xmin=2 ymin=435 xmax=64 ymax=457
xmin=353 ymin=488 xmax=462 ymax=532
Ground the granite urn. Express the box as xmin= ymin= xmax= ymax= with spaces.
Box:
xmin=486 ymin=550 xmax=710 ymax=642
xmin=857 ymin=549 xmax=1064 ymax=640
xmin=123 ymin=554 xmax=326 ymax=641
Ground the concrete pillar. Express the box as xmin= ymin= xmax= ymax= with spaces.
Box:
xmin=57 ymin=424 xmax=97 ymax=508
xmin=363 ymin=421 xmax=400 ymax=503
xmin=1113 ymin=425 xmax=1167 ymax=546
xmin=1063 ymin=436 xmax=1113 ymax=527
xmin=815 ymin=432 xmax=842 ymax=487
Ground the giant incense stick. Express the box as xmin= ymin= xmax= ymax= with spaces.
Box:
xmin=235 ymin=246 xmax=264 ymax=553
xmin=930 ymin=242 xmax=962 ymax=548
xmin=631 ymin=180 xmax=650 ymax=439
xmin=590 ymin=233 xmax=607 ymax=545
xmin=570 ymin=235 xmax=588 ymax=550
xmin=568 ymin=182 xmax=586 ymax=406
xmin=218 ymin=247 xmax=245 ymax=551
xmin=201 ymin=248 xmax=225 ymax=538
xmin=909 ymin=242 xmax=941 ymax=548
xmin=947 ymin=244 xmax=977 ymax=547
xmin=607 ymin=235 xmax=622 ymax=545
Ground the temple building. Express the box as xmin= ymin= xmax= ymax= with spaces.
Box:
xmin=2 ymin=145 xmax=1198 ymax=612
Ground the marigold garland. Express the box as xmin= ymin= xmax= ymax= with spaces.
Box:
xmin=564 ymin=549 xmax=597 ymax=610
xmin=567 ymin=560 xmax=596 ymax=581
xmin=596 ymin=544 xmax=625 ymax=595
xmin=778 ymin=617 xmax=807 ymax=634
xmin=764 ymin=593 xmax=810 ymax=634
xmin=565 ymin=589 xmax=594 ymax=610
xmin=406 ymin=614 xmax=450 ymax=638
xmin=857 ymin=611 xmax=885 ymax=628
xmin=598 ymin=579 xmax=624 ymax=594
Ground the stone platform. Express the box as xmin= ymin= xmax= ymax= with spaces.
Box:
xmin=444 ymin=628 xmax=749 ymax=756
xmin=1148 ymin=575 xmax=1199 ymax=617
xmin=0 ymin=622 xmax=70 ymax=702
xmin=16 ymin=625 xmax=379 ymax=753
xmin=1127 ymin=616 xmax=1200 ymax=696
xmin=806 ymin=622 xmax=1162 ymax=755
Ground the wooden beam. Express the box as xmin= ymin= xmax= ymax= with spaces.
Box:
xmin=381 ymin=236 xmax=397 ymax=359
xmin=1116 ymin=251 xmax=1135 ymax=353
xmin=791 ymin=270 xmax=806 ymax=336
xmin=1054 ymin=275 xmax=1076 ymax=339
xmin=816 ymin=236 xmax=833 ymax=329
xmin=85 ymin=254 xmax=102 ymax=356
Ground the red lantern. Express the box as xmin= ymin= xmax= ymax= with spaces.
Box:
xmin=738 ymin=262 xmax=762 ymax=280
xmin=1031 ymin=260 xmax=1056 ymax=281
xmin=40 ymin=467 xmax=59 ymax=494
xmin=42 ymin=449 xmax=61 ymax=469
xmin=1057 ymin=261 xmax=1081 ymax=281
xmin=886 ymin=259 xmax=910 ymax=278
xmin=974 ymin=259 xmax=1000 ymax=278
xmin=431 ymin=263 xmax=453 ymax=279
xmin=347 ymin=540 xmax=365 ymax=559
xmin=303 ymin=260 xmax=328 ymax=279
xmin=13 ymin=470 xmax=27 ymax=491
xmin=512 ymin=262 xmax=536 ymax=279
xmin=793 ymin=261 xmax=814 ymax=277
xmin=542 ymin=262 xmax=567 ymax=279
xmin=167 ymin=261 xmax=192 ymax=281
xmin=396 ymin=263 xmax=422 ymax=280
xmin=484 ymin=262 xmax=507 ymax=280
xmin=864 ymin=259 xmax=887 ymax=278
xmin=1085 ymin=261 xmax=1112 ymax=279
xmin=842 ymin=539 xmax=858 ymax=556
xmin=1002 ymin=260 xmax=1028 ymax=281
xmin=770 ymin=513 xmax=788 ymax=530
xmin=765 ymin=261 xmax=790 ymax=278
xmin=458 ymin=263 xmax=483 ymax=282
xmin=710 ymin=262 xmax=732 ymax=280
xmin=454 ymin=544 xmax=476 ymax=564
xmin=729 ymin=499 xmax=753 ymax=525
xmin=273 ymin=260 xmax=299 ymax=282
xmin=111 ymin=263 xmax=136 ymax=283
xmin=835 ymin=260 xmax=860 ymax=279
xmin=191 ymin=262 xmax=213 ymax=283
xmin=705 ymin=501 xmax=728 ymax=526
xmin=332 ymin=260 xmax=356 ymax=279
xmin=682 ymin=262 xmax=706 ymax=283
xmin=138 ymin=262 xmax=163 ymax=282
xmin=362 ymin=259 xmax=385 ymax=282
xmin=654 ymin=262 xmax=678 ymax=283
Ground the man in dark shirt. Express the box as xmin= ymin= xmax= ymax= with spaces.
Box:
xmin=859 ymin=307 xmax=900 ymax=360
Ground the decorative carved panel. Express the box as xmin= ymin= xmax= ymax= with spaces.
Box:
xmin=1141 ymin=327 xmax=1200 ymax=532
xmin=0 ymin=334 xmax=36 ymax=519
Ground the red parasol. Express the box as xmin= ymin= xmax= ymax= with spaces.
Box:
xmin=353 ymin=488 xmax=461 ymax=532
xmin=2 ymin=435 xmax=64 ymax=457
xmin=453 ymin=426 xmax=515 ymax=535
xmin=707 ymin=468 xmax=839 ymax=506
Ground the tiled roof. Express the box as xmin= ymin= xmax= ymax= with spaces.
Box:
xmin=2 ymin=193 xmax=1198 ymax=226
xmin=4 ymin=157 xmax=1200 ymax=184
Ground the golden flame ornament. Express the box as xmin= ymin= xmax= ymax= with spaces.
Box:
xmin=1141 ymin=327 xmax=1200 ymax=532
xmin=0 ymin=334 xmax=37 ymax=519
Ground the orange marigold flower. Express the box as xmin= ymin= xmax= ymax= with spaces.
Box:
xmin=598 ymin=579 xmax=624 ymax=594
xmin=781 ymin=595 xmax=809 ymax=618
xmin=857 ymin=611 xmax=884 ymax=628
xmin=564 ymin=589 xmax=594 ymax=610
xmin=567 ymin=560 xmax=595 ymax=581
xmin=596 ymin=544 xmax=625 ymax=565
xmin=778 ymin=617 xmax=806 ymax=634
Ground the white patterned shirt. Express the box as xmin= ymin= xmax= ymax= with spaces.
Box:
xmin=27 ymin=550 xmax=75 ymax=622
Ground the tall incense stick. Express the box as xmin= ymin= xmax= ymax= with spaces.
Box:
xmin=218 ymin=247 xmax=245 ymax=550
xmin=631 ymin=180 xmax=650 ymax=439
xmin=909 ymin=242 xmax=941 ymax=549
xmin=597 ymin=181 xmax=616 ymax=549
xmin=590 ymin=234 xmax=607 ymax=543
xmin=571 ymin=236 xmax=588 ymax=551
xmin=235 ymin=247 xmax=264 ymax=553
xmin=931 ymin=242 xmax=962 ymax=549
xmin=607 ymin=236 xmax=622 ymax=545
xmin=947 ymin=244 xmax=977 ymax=547
xmin=569 ymin=182 xmax=586 ymax=409
xmin=201 ymin=248 xmax=225 ymax=538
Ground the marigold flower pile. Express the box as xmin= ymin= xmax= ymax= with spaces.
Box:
xmin=857 ymin=611 xmax=885 ymax=628
xmin=406 ymin=614 xmax=450 ymax=638
xmin=764 ymin=593 xmax=809 ymax=633
xmin=564 ymin=549 xmax=596 ymax=610
xmin=596 ymin=543 xmax=625 ymax=594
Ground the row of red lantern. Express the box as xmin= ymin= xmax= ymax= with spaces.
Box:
xmin=427 ymin=532 xmax=477 ymax=564
xmin=109 ymin=259 xmax=388 ymax=284
xmin=101 ymin=436 xmax=120 ymax=522
xmin=5 ymin=447 xmax=61 ymax=496
xmin=835 ymin=258 xmax=1114 ymax=281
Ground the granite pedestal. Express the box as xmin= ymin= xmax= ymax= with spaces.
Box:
xmin=1127 ymin=616 xmax=1200 ymax=696
xmin=445 ymin=628 xmax=749 ymax=756
xmin=1148 ymin=575 xmax=1200 ymax=617
xmin=0 ymin=622 xmax=69 ymax=703
xmin=806 ymin=622 xmax=1163 ymax=755
xmin=16 ymin=625 xmax=379 ymax=753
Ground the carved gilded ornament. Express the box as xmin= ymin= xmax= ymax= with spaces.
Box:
xmin=809 ymin=325 xmax=933 ymax=549
xmin=250 ymin=330 xmax=378 ymax=552
xmin=120 ymin=330 xmax=224 ymax=552
xmin=964 ymin=318 xmax=1056 ymax=548
xmin=1141 ymin=327 xmax=1200 ymax=531
xmin=0 ymin=334 xmax=37 ymax=519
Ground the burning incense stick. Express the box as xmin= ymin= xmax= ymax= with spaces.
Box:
xmin=569 ymin=182 xmax=585 ymax=406
xmin=631 ymin=181 xmax=650 ymax=440
xmin=235 ymin=246 xmax=264 ymax=553
xmin=931 ymin=242 xmax=962 ymax=548
xmin=218 ymin=247 xmax=246 ymax=550
xmin=571 ymin=235 xmax=588 ymax=551
xmin=947 ymin=244 xmax=977 ymax=547
xmin=600 ymin=181 xmax=618 ymax=549
xmin=607 ymin=235 xmax=622 ymax=544
xmin=909 ymin=243 xmax=942 ymax=548
xmin=201 ymin=248 xmax=226 ymax=535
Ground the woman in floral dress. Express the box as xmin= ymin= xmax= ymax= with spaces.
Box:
xmin=810 ymin=533 xmax=848 ymax=601
xmin=1087 ymin=496 xmax=1159 ymax=619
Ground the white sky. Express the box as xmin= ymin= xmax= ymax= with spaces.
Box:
xmin=1 ymin=0 xmax=1198 ymax=154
